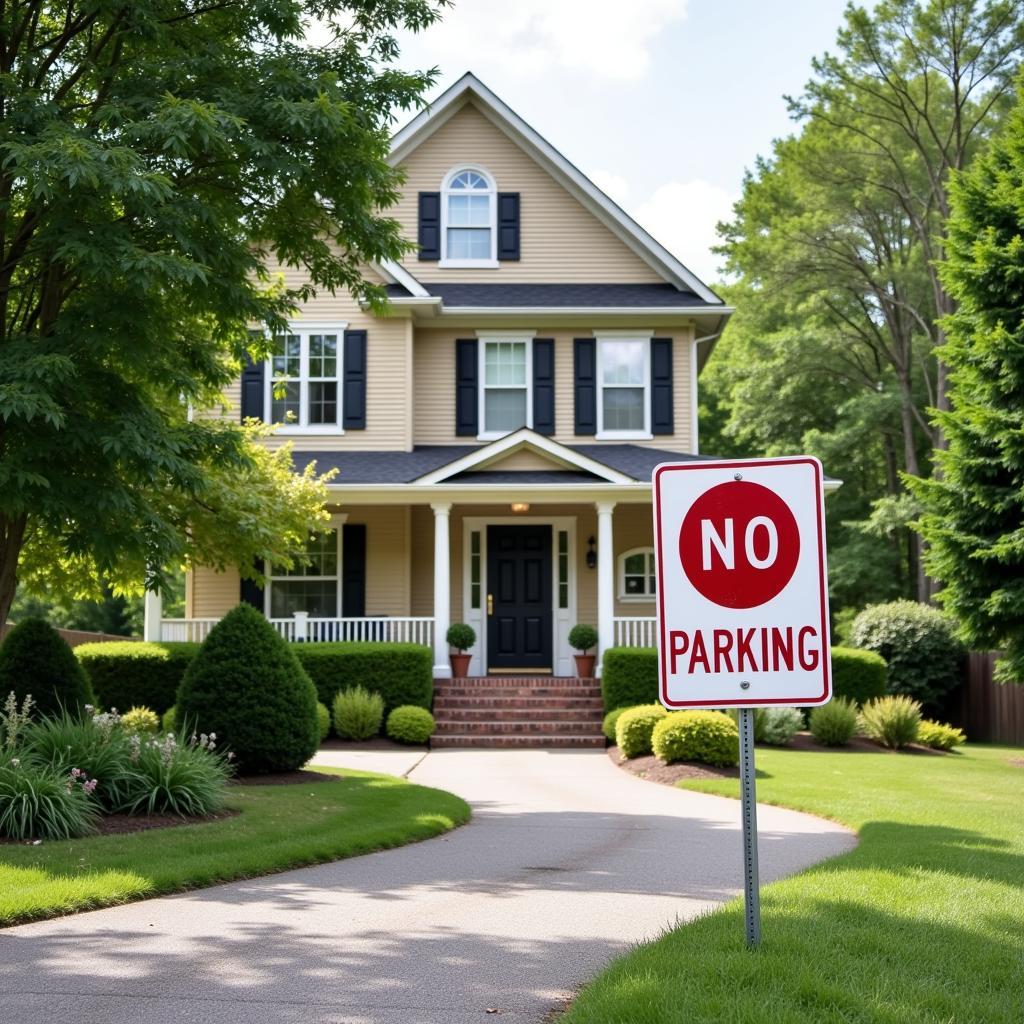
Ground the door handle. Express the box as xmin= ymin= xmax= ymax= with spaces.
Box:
xmin=487 ymin=593 xmax=493 ymax=616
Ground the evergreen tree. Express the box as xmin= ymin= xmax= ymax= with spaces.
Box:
xmin=912 ymin=75 xmax=1024 ymax=683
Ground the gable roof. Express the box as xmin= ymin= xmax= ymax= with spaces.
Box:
xmin=389 ymin=73 xmax=724 ymax=307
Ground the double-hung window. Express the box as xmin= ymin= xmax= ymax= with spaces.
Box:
xmin=480 ymin=336 xmax=532 ymax=437
xmin=442 ymin=167 xmax=496 ymax=266
xmin=597 ymin=336 xmax=650 ymax=438
xmin=267 ymin=529 xmax=340 ymax=618
xmin=268 ymin=328 xmax=343 ymax=432
xmin=619 ymin=548 xmax=656 ymax=600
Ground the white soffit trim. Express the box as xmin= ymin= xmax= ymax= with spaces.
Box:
xmin=414 ymin=427 xmax=634 ymax=485
xmin=389 ymin=72 xmax=725 ymax=307
xmin=372 ymin=258 xmax=431 ymax=298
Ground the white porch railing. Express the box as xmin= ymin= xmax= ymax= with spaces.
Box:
xmin=613 ymin=616 xmax=657 ymax=648
xmin=160 ymin=615 xmax=433 ymax=647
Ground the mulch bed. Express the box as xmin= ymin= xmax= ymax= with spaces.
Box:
xmin=231 ymin=768 xmax=342 ymax=787
xmin=610 ymin=730 xmax=947 ymax=788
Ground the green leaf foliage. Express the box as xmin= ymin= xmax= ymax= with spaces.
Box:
xmin=809 ymin=696 xmax=859 ymax=747
xmin=385 ymin=705 xmax=435 ymax=745
xmin=295 ymin=643 xmax=432 ymax=711
xmin=830 ymin=646 xmax=889 ymax=706
xmin=602 ymin=707 xmax=627 ymax=743
xmin=851 ymin=601 xmax=964 ymax=707
xmin=911 ymin=72 xmax=1024 ymax=683
xmin=568 ymin=625 xmax=598 ymax=653
xmin=614 ymin=704 xmax=667 ymax=760
xmin=177 ymin=604 xmax=319 ymax=774
xmin=316 ymin=702 xmax=331 ymax=743
xmin=76 ymin=641 xmax=200 ymax=716
xmin=600 ymin=647 xmax=657 ymax=711
xmin=332 ymin=686 xmax=384 ymax=741
xmin=859 ymin=695 xmax=922 ymax=749
xmin=917 ymin=719 xmax=966 ymax=751
xmin=652 ymin=711 xmax=739 ymax=767
xmin=0 ymin=618 xmax=93 ymax=716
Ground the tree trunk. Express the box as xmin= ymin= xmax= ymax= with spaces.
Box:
xmin=0 ymin=513 xmax=28 ymax=627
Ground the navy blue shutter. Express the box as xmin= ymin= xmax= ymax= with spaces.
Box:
xmin=455 ymin=339 xmax=479 ymax=437
xmin=418 ymin=192 xmax=441 ymax=260
xmin=574 ymin=338 xmax=597 ymax=435
xmin=650 ymin=338 xmax=674 ymax=435
xmin=239 ymin=559 xmax=264 ymax=611
xmin=342 ymin=524 xmax=366 ymax=617
xmin=497 ymin=192 xmax=520 ymax=260
xmin=342 ymin=330 xmax=367 ymax=429
xmin=532 ymin=338 xmax=555 ymax=435
xmin=240 ymin=355 xmax=265 ymax=422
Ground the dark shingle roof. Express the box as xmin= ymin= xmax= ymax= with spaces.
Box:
xmin=415 ymin=282 xmax=714 ymax=308
xmin=292 ymin=444 xmax=712 ymax=485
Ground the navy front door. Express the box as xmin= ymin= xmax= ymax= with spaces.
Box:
xmin=487 ymin=524 xmax=553 ymax=672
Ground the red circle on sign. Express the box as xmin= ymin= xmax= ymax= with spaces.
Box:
xmin=678 ymin=480 xmax=800 ymax=609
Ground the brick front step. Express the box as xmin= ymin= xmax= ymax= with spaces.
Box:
xmin=434 ymin=719 xmax=603 ymax=736
xmin=436 ymin=686 xmax=602 ymax=700
xmin=436 ymin=707 xmax=604 ymax=723
xmin=431 ymin=734 xmax=606 ymax=749
xmin=434 ymin=696 xmax=605 ymax=711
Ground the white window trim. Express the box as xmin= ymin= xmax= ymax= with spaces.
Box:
xmin=264 ymin=322 xmax=348 ymax=434
xmin=264 ymin=513 xmax=348 ymax=618
xmin=439 ymin=164 xmax=498 ymax=268
xmin=595 ymin=333 xmax=653 ymax=440
xmin=477 ymin=332 xmax=535 ymax=441
xmin=618 ymin=546 xmax=656 ymax=602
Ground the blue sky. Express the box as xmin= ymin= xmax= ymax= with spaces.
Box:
xmin=390 ymin=0 xmax=853 ymax=283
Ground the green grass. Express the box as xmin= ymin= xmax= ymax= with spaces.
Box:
xmin=565 ymin=744 xmax=1024 ymax=1023
xmin=0 ymin=767 xmax=469 ymax=926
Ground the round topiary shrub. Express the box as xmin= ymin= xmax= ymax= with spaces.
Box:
xmin=568 ymin=624 xmax=598 ymax=652
xmin=809 ymin=697 xmax=859 ymax=747
xmin=0 ymin=618 xmax=94 ymax=717
xmin=176 ymin=604 xmax=319 ymax=774
xmin=831 ymin=646 xmax=888 ymax=706
xmin=445 ymin=623 xmax=476 ymax=652
xmin=386 ymin=705 xmax=436 ymax=745
xmin=652 ymin=711 xmax=739 ymax=767
xmin=614 ymin=704 xmax=667 ymax=759
xmin=316 ymin=702 xmax=331 ymax=742
xmin=602 ymin=706 xmax=627 ymax=742
xmin=851 ymin=601 xmax=964 ymax=707
xmin=121 ymin=706 xmax=159 ymax=735
xmin=859 ymin=694 xmax=922 ymax=749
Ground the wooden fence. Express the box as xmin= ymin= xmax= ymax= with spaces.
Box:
xmin=948 ymin=652 xmax=1024 ymax=746
xmin=0 ymin=623 xmax=135 ymax=648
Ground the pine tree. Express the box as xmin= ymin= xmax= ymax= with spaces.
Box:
xmin=912 ymin=75 xmax=1024 ymax=683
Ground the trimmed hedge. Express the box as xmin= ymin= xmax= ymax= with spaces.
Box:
xmin=601 ymin=647 xmax=657 ymax=711
xmin=76 ymin=641 xmax=200 ymax=716
xmin=386 ymin=705 xmax=436 ymax=745
xmin=652 ymin=711 xmax=739 ymax=767
xmin=615 ymin=704 xmax=667 ymax=759
xmin=293 ymin=643 xmax=432 ymax=712
xmin=177 ymin=605 xmax=319 ymax=774
xmin=0 ymin=618 xmax=94 ymax=716
xmin=831 ymin=646 xmax=888 ymax=706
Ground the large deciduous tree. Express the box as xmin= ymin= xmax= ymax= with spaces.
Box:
xmin=0 ymin=0 xmax=447 ymax=623
xmin=911 ymin=74 xmax=1024 ymax=682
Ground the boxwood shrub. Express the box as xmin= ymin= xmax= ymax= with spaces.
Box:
xmin=294 ymin=642 xmax=432 ymax=712
xmin=76 ymin=641 xmax=200 ymax=716
xmin=0 ymin=618 xmax=94 ymax=716
xmin=831 ymin=646 xmax=888 ymax=706
xmin=386 ymin=705 xmax=436 ymax=745
xmin=615 ymin=704 xmax=666 ymax=759
xmin=602 ymin=707 xmax=627 ymax=742
xmin=601 ymin=647 xmax=657 ymax=711
xmin=652 ymin=710 xmax=739 ymax=767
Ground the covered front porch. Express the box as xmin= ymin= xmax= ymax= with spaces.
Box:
xmin=147 ymin=430 xmax=685 ymax=675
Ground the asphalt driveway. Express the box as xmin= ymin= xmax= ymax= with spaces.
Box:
xmin=0 ymin=750 xmax=854 ymax=1023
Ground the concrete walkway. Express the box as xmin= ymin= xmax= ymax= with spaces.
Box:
xmin=0 ymin=750 xmax=855 ymax=1024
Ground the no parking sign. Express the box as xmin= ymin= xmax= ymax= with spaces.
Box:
xmin=653 ymin=456 xmax=832 ymax=709
xmin=652 ymin=455 xmax=833 ymax=947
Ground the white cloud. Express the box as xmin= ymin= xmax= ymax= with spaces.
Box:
xmin=403 ymin=0 xmax=688 ymax=82
xmin=589 ymin=169 xmax=632 ymax=204
xmin=631 ymin=180 xmax=737 ymax=284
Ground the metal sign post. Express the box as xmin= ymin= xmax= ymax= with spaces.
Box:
xmin=738 ymin=708 xmax=761 ymax=947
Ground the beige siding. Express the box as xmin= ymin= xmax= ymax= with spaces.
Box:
xmin=190 ymin=566 xmax=241 ymax=618
xmin=613 ymin=504 xmax=656 ymax=617
xmin=414 ymin=329 xmax=694 ymax=451
xmin=409 ymin=505 xmax=435 ymax=617
xmin=395 ymin=103 xmax=660 ymax=284
xmin=345 ymin=506 xmax=410 ymax=616
xmin=482 ymin=448 xmax=564 ymax=471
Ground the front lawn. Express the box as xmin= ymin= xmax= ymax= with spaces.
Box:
xmin=0 ymin=767 xmax=469 ymax=926
xmin=565 ymin=744 xmax=1024 ymax=1023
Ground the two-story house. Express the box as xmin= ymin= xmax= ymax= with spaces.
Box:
xmin=147 ymin=72 xmax=733 ymax=691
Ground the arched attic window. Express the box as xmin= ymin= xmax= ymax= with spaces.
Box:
xmin=442 ymin=166 xmax=496 ymax=264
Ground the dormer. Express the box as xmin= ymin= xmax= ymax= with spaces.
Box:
xmin=417 ymin=164 xmax=520 ymax=268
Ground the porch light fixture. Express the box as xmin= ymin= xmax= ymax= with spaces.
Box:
xmin=586 ymin=536 xmax=597 ymax=569
xmin=511 ymin=502 xmax=530 ymax=513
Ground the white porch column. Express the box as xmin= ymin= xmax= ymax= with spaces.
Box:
xmin=431 ymin=502 xmax=453 ymax=679
xmin=596 ymin=500 xmax=616 ymax=676
xmin=143 ymin=589 xmax=163 ymax=642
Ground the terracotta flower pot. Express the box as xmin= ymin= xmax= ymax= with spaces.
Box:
xmin=450 ymin=652 xmax=472 ymax=678
xmin=574 ymin=654 xmax=596 ymax=678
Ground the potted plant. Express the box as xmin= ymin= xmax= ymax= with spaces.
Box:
xmin=446 ymin=623 xmax=476 ymax=678
xmin=568 ymin=624 xmax=598 ymax=678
